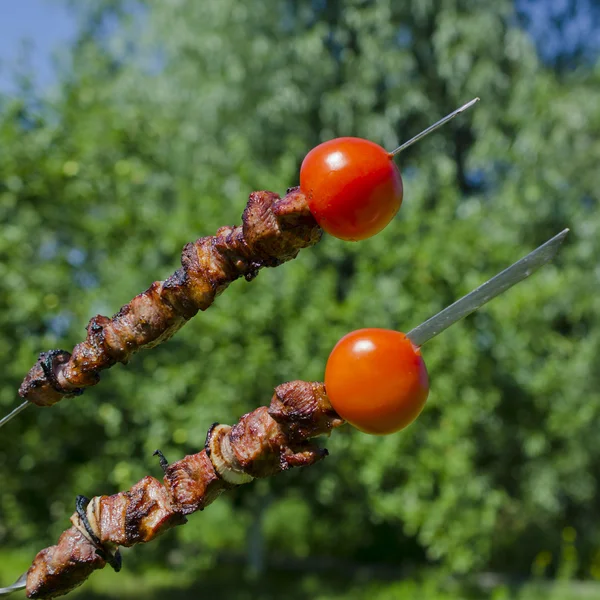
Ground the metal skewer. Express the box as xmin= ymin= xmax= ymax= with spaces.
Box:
xmin=0 ymin=572 xmax=27 ymax=596
xmin=0 ymin=401 xmax=29 ymax=429
xmin=407 ymin=229 xmax=569 ymax=347
xmin=391 ymin=97 xmax=480 ymax=155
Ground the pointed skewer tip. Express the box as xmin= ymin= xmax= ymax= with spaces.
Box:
xmin=0 ymin=400 xmax=30 ymax=430
xmin=463 ymin=97 xmax=480 ymax=109
xmin=391 ymin=97 xmax=480 ymax=156
xmin=544 ymin=227 xmax=569 ymax=252
xmin=0 ymin=572 xmax=27 ymax=596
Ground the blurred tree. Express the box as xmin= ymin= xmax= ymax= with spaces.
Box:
xmin=0 ymin=0 xmax=599 ymax=588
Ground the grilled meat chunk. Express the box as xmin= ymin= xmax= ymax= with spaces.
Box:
xmin=24 ymin=381 xmax=343 ymax=598
xmin=19 ymin=189 xmax=320 ymax=407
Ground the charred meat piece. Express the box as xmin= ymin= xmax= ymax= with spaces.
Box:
xmin=24 ymin=381 xmax=343 ymax=598
xmin=26 ymin=528 xmax=106 ymax=599
xmin=19 ymin=189 xmax=321 ymax=407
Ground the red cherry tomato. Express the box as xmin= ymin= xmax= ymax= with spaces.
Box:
xmin=300 ymin=137 xmax=403 ymax=242
xmin=324 ymin=328 xmax=429 ymax=435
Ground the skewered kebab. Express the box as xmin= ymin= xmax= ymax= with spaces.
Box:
xmin=0 ymin=98 xmax=479 ymax=428
xmin=21 ymin=380 xmax=341 ymax=599
xmin=0 ymin=229 xmax=567 ymax=598
xmin=18 ymin=188 xmax=320 ymax=409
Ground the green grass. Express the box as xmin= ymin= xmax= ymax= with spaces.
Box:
xmin=2 ymin=550 xmax=600 ymax=600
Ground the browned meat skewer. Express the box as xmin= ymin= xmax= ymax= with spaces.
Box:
xmin=19 ymin=189 xmax=321 ymax=408
xmin=24 ymin=380 xmax=343 ymax=599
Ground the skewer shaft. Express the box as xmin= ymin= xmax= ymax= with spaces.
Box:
xmin=0 ymin=401 xmax=29 ymax=430
xmin=391 ymin=97 xmax=480 ymax=155
xmin=407 ymin=229 xmax=569 ymax=347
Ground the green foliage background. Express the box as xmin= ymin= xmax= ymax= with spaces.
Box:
xmin=0 ymin=0 xmax=599 ymax=597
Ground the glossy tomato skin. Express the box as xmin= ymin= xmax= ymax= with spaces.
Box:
xmin=325 ymin=328 xmax=429 ymax=435
xmin=300 ymin=137 xmax=403 ymax=242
